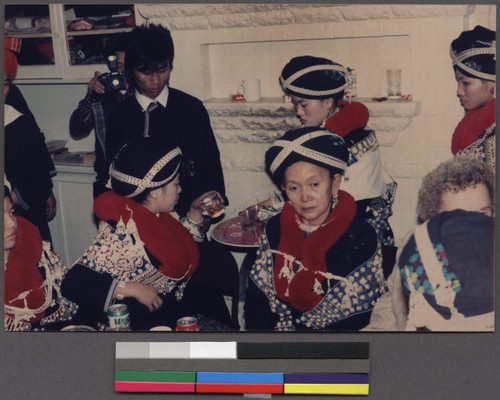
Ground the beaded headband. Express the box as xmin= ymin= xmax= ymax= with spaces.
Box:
xmin=450 ymin=41 xmax=496 ymax=81
xmin=269 ymin=130 xmax=347 ymax=176
xmin=279 ymin=64 xmax=348 ymax=97
xmin=109 ymin=147 xmax=182 ymax=198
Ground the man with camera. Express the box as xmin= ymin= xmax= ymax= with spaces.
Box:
xmin=105 ymin=24 xmax=226 ymax=218
xmin=69 ymin=34 xmax=132 ymax=198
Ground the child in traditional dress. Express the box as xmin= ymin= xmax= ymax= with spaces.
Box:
xmin=61 ymin=136 xmax=230 ymax=330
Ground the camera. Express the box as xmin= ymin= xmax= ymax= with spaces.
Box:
xmin=98 ymin=55 xmax=126 ymax=91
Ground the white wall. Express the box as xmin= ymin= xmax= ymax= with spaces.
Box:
xmin=17 ymin=83 xmax=92 ymax=152
xmin=206 ymin=35 xmax=412 ymax=99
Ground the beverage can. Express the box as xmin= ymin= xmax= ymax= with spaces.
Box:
xmin=176 ymin=316 xmax=200 ymax=331
xmin=107 ymin=304 xmax=131 ymax=331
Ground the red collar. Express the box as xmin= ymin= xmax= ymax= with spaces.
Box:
xmin=324 ymin=100 xmax=369 ymax=137
xmin=94 ymin=191 xmax=199 ymax=279
xmin=5 ymin=217 xmax=46 ymax=322
xmin=274 ymin=190 xmax=356 ymax=311
xmin=452 ymin=99 xmax=496 ymax=154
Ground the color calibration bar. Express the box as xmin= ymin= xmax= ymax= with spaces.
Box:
xmin=115 ymin=342 xmax=369 ymax=396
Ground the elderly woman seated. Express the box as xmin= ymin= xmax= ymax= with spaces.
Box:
xmin=365 ymin=156 xmax=494 ymax=331
xmin=244 ymin=127 xmax=386 ymax=331
xmin=4 ymin=182 xmax=79 ymax=331
xmin=61 ymin=136 xmax=231 ymax=330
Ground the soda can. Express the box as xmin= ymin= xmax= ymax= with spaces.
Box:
xmin=176 ymin=316 xmax=200 ymax=331
xmin=107 ymin=304 xmax=131 ymax=331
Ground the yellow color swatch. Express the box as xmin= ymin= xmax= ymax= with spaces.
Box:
xmin=284 ymin=383 xmax=369 ymax=395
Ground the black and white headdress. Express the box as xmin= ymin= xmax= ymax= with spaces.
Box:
xmin=450 ymin=25 xmax=496 ymax=81
xmin=109 ymin=137 xmax=182 ymax=199
xmin=265 ymin=127 xmax=348 ymax=185
xmin=279 ymin=55 xmax=347 ymax=99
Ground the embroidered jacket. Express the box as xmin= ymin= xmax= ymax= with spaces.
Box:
xmin=4 ymin=217 xmax=78 ymax=331
xmin=61 ymin=192 xmax=199 ymax=330
xmin=457 ymin=123 xmax=495 ymax=169
xmin=327 ymin=100 xmax=397 ymax=247
xmin=245 ymin=198 xmax=386 ymax=331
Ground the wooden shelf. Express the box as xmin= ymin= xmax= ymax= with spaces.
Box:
xmin=6 ymin=31 xmax=53 ymax=38
xmin=66 ymin=26 xmax=133 ymax=37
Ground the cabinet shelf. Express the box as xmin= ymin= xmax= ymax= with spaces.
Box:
xmin=8 ymin=4 xmax=135 ymax=81
xmin=6 ymin=31 xmax=53 ymax=38
xmin=66 ymin=27 xmax=133 ymax=37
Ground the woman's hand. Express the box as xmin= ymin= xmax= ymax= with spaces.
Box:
xmin=188 ymin=190 xmax=224 ymax=222
xmin=114 ymin=282 xmax=163 ymax=312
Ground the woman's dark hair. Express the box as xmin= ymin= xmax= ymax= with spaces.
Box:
xmin=126 ymin=180 xmax=171 ymax=205
xmin=125 ymin=24 xmax=175 ymax=89
xmin=128 ymin=187 xmax=152 ymax=205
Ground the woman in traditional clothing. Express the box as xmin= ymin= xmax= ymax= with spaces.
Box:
xmin=450 ymin=25 xmax=496 ymax=167
xmin=244 ymin=127 xmax=386 ymax=331
xmin=278 ymin=56 xmax=397 ymax=266
xmin=61 ymin=136 xmax=228 ymax=330
xmin=4 ymin=182 xmax=79 ymax=331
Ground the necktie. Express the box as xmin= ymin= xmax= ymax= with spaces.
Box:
xmin=143 ymin=102 xmax=159 ymax=137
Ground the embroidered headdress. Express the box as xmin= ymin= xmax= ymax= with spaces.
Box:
xmin=110 ymin=136 xmax=182 ymax=199
xmin=450 ymin=25 xmax=496 ymax=81
xmin=265 ymin=127 xmax=348 ymax=185
xmin=279 ymin=55 xmax=347 ymax=99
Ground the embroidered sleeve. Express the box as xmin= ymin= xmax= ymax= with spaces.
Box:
xmin=38 ymin=243 xmax=79 ymax=326
xmin=4 ymin=314 xmax=32 ymax=331
xmin=75 ymin=221 xmax=186 ymax=296
xmin=297 ymin=249 xmax=386 ymax=330
xmin=456 ymin=123 xmax=496 ymax=169
xmin=179 ymin=216 xmax=205 ymax=243
xmin=248 ymin=234 xmax=296 ymax=331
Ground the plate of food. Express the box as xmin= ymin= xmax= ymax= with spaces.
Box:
xmin=212 ymin=217 xmax=263 ymax=248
